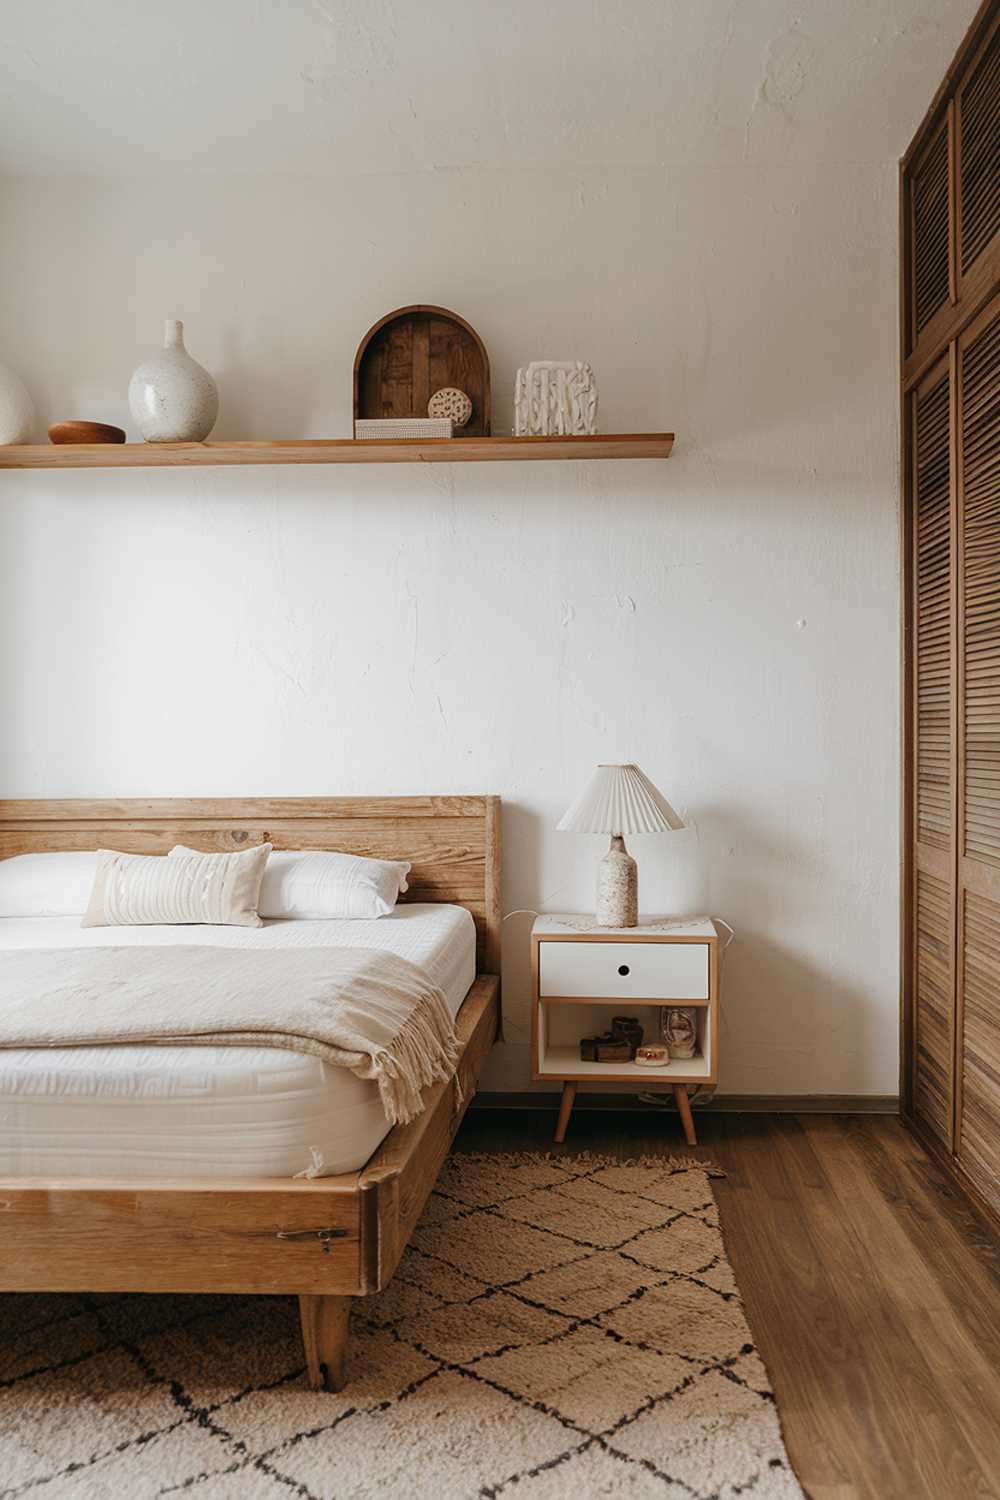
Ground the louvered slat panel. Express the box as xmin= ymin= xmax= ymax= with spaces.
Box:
xmin=912 ymin=362 xmax=955 ymax=1145
xmin=959 ymin=891 xmax=1000 ymax=1215
xmin=960 ymin=23 xmax=1000 ymax=275
xmin=916 ymin=374 xmax=953 ymax=851
xmin=915 ymin=869 xmax=954 ymax=1142
xmin=913 ymin=126 xmax=951 ymax=337
xmin=963 ymin=310 xmax=1000 ymax=863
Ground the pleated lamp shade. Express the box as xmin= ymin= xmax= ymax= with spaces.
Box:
xmin=556 ymin=764 xmax=684 ymax=835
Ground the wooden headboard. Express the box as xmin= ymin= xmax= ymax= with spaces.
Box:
xmin=0 ymin=796 xmax=502 ymax=974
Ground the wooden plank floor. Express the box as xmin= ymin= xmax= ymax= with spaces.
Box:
xmin=455 ymin=1108 xmax=1000 ymax=1500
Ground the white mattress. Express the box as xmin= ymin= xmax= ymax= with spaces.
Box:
xmin=0 ymin=904 xmax=476 ymax=1180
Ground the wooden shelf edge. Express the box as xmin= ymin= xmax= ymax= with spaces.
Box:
xmin=536 ymin=1063 xmax=712 ymax=1083
xmin=0 ymin=433 xmax=675 ymax=470
xmin=540 ymin=994 xmax=710 ymax=1006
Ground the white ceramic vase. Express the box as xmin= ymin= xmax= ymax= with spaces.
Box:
xmin=128 ymin=320 xmax=218 ymax=442
xmin=0 ymin=362 xmax=35 ymax=444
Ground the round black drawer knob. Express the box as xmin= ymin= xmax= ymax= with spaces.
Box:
xmin=618 ymin=964 xmax=630 ymax=976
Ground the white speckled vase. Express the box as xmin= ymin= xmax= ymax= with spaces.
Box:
xmin=595 ymin=834 xmax=638 ymax=927
xmin=0 ymin=361 xmax=35 ymax=444
xmin=128 ymin=320 xmax=218 ymax=442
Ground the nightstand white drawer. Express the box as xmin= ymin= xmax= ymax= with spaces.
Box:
xmin=538 ymin=940 xmax=709 ymax=1000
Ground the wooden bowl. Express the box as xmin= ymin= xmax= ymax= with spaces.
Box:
xmin=48 ymin=421 xmax=126 ymax=445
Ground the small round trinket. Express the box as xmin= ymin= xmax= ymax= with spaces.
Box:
xmin=634 ymin=1043 xmax=669 ymax=1067
xmin=428 ymin=387 xmax=473 ymax=427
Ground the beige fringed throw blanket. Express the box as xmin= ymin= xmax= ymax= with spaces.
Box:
xmin=0 ymin=946 xmax=460 ymax=1125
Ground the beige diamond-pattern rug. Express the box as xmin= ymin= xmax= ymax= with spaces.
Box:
xmin=0 ymin=1152 xmax=805 ymax=1499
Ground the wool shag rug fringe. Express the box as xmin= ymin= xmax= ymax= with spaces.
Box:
xmin=0 ymin=1150 xmax=804 ymax=1498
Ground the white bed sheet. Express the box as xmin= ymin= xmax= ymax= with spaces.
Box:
xmin=0 ymin=904 xmax=476 ymax=1180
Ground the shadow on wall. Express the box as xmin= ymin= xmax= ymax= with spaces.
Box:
xmin=492 ymin=800 xmax=883 ymax=1096
xmin=213 ymin=325 xmax=348 ymax=440
xmin=498 ymin=802 xmax=546 ymax=1045
xmin=713 ymin=931 xmax=880 ymax=1096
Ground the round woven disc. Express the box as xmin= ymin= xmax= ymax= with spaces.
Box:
xmin=428 ymin=387 xmax=473 ymax=427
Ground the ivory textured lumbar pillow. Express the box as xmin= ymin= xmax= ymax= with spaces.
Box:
xmin=82 ymin=845 xmax=272 ymax=929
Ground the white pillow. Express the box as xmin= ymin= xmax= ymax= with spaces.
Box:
xmin=170 ymin=846 xmax=410 ymax=919
xmin=0 ymin=851 xmax=101 ymax=916
xmin=83 ymin=845 xmax=272 ymax=929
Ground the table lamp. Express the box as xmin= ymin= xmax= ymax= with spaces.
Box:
xmin=557 ymin=763 xmax=684 ymax=926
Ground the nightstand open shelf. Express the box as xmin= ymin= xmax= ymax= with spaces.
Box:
xmin=531 ymin=916 xmax=722 ymax=1146
xmin=536 ymin=1046 xmax=712 ymax=1082
xmin=538 ymin=994 xmax=713 ymax=1083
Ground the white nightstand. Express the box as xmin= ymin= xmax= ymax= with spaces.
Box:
xmin=531 ymin=915 xmax=721 ymax=1146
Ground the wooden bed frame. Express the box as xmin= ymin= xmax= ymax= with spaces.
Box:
xmin=0 ymin=796 xmax=501 ymax=1390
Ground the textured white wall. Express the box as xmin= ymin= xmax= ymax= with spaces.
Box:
xmin=0 ymin=161 xmax=900 ymax=1095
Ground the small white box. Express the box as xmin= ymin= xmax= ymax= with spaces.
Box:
xmin=354 ymin=418 xmax=454 ymax=440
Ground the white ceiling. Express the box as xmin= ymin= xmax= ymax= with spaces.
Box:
xmin=0 ymin=0 xmax=977 ymax=177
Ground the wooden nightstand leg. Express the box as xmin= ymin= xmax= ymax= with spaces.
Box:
xmin=554 ymin=1081 xmax=577 ymax=1143
xmin=672 ymin=1083 xmax=697 ymax=1147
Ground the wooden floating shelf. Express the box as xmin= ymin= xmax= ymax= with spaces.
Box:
xmin=0 ymin=433 xmax=673 ymax=471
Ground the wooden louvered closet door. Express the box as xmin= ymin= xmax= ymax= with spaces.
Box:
xmin=910 ymin=120 xmax=952 ymax=343
xmin=958 ymin=17 xmax=1000 ymax=288
xmin=911 ymin=358 xmax=956 ymax=1147
xmin=903 ymin=0 xmax=1000 ymax=1216
xmin=957 ymin=292 xmax=1000 ymax=1214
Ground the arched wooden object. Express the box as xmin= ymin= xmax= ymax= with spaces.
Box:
xmin=353 ymin=305 xmax=491 ymax=436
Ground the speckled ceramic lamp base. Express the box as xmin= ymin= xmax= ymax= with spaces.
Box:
xmin=596 ymin=833 xmax=638 ymax=926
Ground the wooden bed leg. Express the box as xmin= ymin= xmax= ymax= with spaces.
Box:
xmin=554 ymin=1081 xmax=577 ymax=1144
xmin=299 ymin=1293 xmax=352 ymax=1391
xmin=673 ymin=1083 xmax=697 ymax=1147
